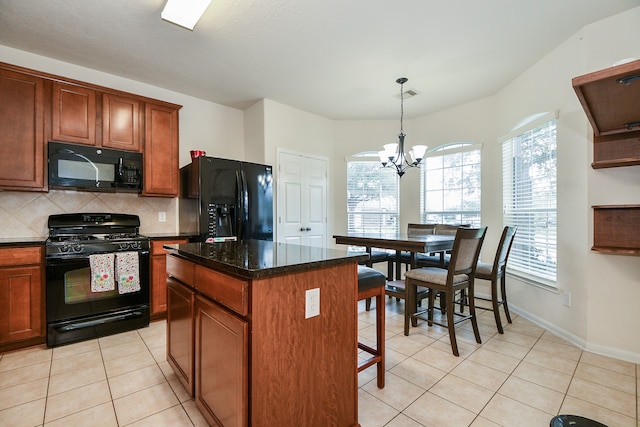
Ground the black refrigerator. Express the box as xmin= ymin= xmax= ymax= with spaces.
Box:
xmin=179 ymin=156 xmax=273 ymax=242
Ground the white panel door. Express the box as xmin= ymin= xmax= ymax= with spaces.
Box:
xmin=276 ymin=151 xmax=327 ymax=247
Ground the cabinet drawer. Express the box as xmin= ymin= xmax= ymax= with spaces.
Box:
xmin=166 ymin=255 xmax=195 ymax=286
xmin=152 ymin=239 xmax=189 ymax=255
xmin=195 ymin=266 xmax=249 ymax=316
xmin=0 ymin=246 xmax=42 ymax=267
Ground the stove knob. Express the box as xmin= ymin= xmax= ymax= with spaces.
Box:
xmin=73 ymin=245 xmax=83 ymax=253
xmin=119 ymin=243 xmax=129 ymax=250
xmin=59 ymin=245 xmax=70 ymax=253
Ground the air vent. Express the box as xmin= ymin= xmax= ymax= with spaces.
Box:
xmin=395 ymin=89 xmax=419 ymax=99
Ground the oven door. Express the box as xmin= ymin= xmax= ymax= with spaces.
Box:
xmin=46 ymin=250 xmax=150 ymax=346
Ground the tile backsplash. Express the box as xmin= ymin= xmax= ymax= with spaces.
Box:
xmin=0 ymin=190 xmax=177 ymax=238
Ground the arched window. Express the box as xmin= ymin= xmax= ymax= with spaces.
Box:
xmin=346 ymin=152 xmax=399 ymax=234
xmin=420 ymin=142 xmax=482 ymax=226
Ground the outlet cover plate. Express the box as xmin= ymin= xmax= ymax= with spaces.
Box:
xmin=305 ymin=288 xmax=320 ymax=319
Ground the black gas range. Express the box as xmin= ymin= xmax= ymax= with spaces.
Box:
xmin=45 ymin=213 xmax=150 ymax=347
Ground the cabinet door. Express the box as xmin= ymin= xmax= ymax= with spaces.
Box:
xmin=167 ymin=277 xmax=195 ymax=396
xmin=151 ymin=239 xmax=189 ymax=317
xmin=102 ymin=93 xmax=141 ymax=151
xmin=143 ymin=103 xmax=179 ymax=197
xmin=0 ymin=68 xmax=45 ymax=190
xmin=0 ymin=265 xmax=43 ymax=344
xmin=195 ymin=295 xmax=248 ymax=427
xmin=52 ymin=82 xmax=97 ymax=146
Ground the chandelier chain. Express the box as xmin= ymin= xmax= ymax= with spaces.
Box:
xmin=400 ymin=80 xmax=404 ymax=133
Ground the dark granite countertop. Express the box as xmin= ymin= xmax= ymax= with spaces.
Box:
xmin=164 ymin=240 xmax=369 ymax=280
xmin=0 ymin=237 xmax=46 ymax=247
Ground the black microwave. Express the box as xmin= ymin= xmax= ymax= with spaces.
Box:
xmin=48 ymin=141 xmax=143 ymax=192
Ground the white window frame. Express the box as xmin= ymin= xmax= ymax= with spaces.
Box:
xmin=500 ymin=112 xmax=558 ymax=286
xmin=346 ymin=153 xmax=400 ymax=234
xmin=420 ymin=143 xmax=482 ymax=226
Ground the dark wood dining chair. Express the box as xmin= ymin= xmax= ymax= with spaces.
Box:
xmin=357 ymin=266 xmax=385 ymax=388
xmin=465 ymin=225 xmax=517 ymax=334
xmin=404 ymin=227 xmax=487 ymax=356
xmin=395 ymin=223 xmax=440 ymax=278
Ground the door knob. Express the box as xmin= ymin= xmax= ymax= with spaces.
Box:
xmin=305 ymin=227 xmax=311 ymax=231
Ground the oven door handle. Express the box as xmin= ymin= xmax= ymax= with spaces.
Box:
xmin=58 ymin=310 xmax=145 ymax=332
xmin=46 ymin=249 xmax=150 ymax=265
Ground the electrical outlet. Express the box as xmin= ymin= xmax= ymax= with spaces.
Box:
xmin=562 ymin=292 xmax=571 ymax=307
xmin=305 ymin=288 xmax=320 ymax=319
xmin=158 ymin=211 xmax=166 ymax=222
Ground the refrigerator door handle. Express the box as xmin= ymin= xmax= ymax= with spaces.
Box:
xmin=236 ymin=170 xmax=244 ymax=239
xmin=240 ymin=169 xmax=249 ymax=239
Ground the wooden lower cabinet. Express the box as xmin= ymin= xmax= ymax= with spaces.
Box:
xmin=195 ymin=295 xmax=248 ymax=427
xmin=0 ymin=246 xmax=45 ymax=351
xmin=166 ymin=252 xmax=359 ymax=426
xmin=166 ymin=277 xmax=195 ymax=395
xmin=150 ymin=238 xmax=189 ymax=318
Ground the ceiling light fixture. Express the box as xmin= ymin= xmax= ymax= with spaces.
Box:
xmin=161 ymin=0 xmax=212 ymax=30
xmin=378 ymin=77 xmax=427 ymax=177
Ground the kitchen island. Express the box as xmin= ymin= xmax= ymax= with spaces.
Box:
xmin=164 ymin=240 xmax=367 ymax=427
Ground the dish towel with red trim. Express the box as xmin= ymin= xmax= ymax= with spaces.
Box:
xmin=115 ymin=251 xmax=140 ymax=294
xmin=89 ymin=253 xmax=116 ymax=292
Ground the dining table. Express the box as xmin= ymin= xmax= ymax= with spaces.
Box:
xmin=333 ymin=232 xmax=456 ymax=279
xmin=334 ymin=231 xmax=457 ymax=335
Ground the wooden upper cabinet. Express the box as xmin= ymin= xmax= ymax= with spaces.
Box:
xmin=102 ymin=93 xmax=141 ymax=151
xmin=143 ymin=102 xmax=180 ymax=197
xmin=52 ymin=82 xmax=97 ymax=146
xmin=573 ymin=59 xmax=640 ymax=168
xmin=0 ymin=67 xmax=45 ymax=190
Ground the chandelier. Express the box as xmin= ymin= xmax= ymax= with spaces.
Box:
xmin=378 ymin=77 xmax=427 ymax=177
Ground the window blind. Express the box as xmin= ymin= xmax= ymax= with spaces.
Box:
xmin=502 ymin=119 xmax=557 ymax=283
xmin=347 ymin=161 xmax=399 ymax=234
xmin=420 ymin=144 xmax=482 ymax=226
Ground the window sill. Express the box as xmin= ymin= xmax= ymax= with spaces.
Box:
xmin=506 ymin=270 xmax=558 ymax=292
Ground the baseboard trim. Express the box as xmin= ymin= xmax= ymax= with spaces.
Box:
xmin=508 ymin=305 xmax=640 ymax=364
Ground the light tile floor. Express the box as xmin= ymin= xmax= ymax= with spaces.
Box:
xmin=0 ymin=299 xmax=638 ymax=427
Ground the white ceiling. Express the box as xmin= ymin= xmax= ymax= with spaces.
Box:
xmin=0 ymin=0 xmax=637 ymax=120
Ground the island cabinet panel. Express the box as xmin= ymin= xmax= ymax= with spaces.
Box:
xmin=195 ymin=265 xmax=249 ymax=316
xmin=195 ymin=294 xmax=248 ymax=427
xmin=150 ymin=238 xmax=189 ymax=318
xmin=51 ymin=82 xmax=97 ymax=146
xmin=166 ymin=277 xmax=195 ymax=396
xmin=165 ymin=244 xmax=360 ymax=427
xmin=142 ymin=102 xmax=179 ymax=197
xmin=0 ymin=246 xmax=45 ymax=351
xmin=0 ymin=67 xmax=45 ymax=190
xmin=250 ymin=263 xmax=358 ymax=427
xmin=102 ymin=93 xmax=141 ymax=151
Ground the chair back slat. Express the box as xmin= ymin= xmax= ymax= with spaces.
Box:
xmin=493 ymin=226 xmax=517 ymax=274
xmin=407 ymin=223 xmax=436 ymax=237
xmin=434 ymin=224 xmax=471 ymax=235
xmin=448 ymin=227 xmax=487 ymax=276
